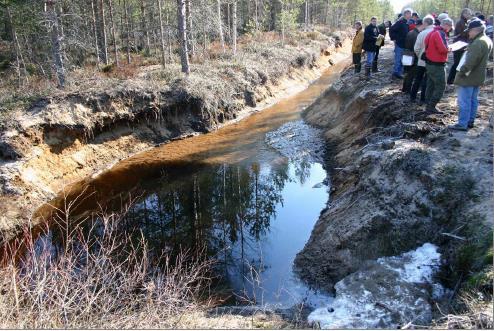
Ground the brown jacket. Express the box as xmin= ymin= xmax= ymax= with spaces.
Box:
xmin=352 ymin=28 xmax=364 ymax=53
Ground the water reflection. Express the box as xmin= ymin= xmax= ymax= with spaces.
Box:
xmin=116 ymin=158 xmax=328 ymax=306
xmin=125 ymin=162 xmax=287 ymax=256
xmin=36 ymin=157 xmax=329 ymax=307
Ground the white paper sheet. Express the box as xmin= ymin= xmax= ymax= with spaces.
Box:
xmin=401 ymin=55 xmax=414 ymax=66
xmin=456 ymin=51 xmax=471 ymax=76
xmin=449 ymin=41 xmax=469 ymax=52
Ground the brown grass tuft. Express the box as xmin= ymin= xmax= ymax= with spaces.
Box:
xmin=0 ymin=209 xmax=212 ymax=329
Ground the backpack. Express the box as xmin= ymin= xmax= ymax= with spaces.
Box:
xmin=389 ymin=23 xmax=397 ymax=41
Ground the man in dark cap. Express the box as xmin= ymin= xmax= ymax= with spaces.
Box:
xmin=450 ymin=18 xmax=493 ymax=130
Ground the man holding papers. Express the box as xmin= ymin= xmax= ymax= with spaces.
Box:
xmin=449 ymin=18 xmax=493 ymax=131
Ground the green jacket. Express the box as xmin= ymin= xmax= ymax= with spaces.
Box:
xmin=454 ymin=33 xmax=493 ymax=86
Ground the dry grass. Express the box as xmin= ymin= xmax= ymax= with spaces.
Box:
xmin=0 ymin=209 xmax=213 ymax=329
xmin=433 ymin=291 xmax=493 ymax=329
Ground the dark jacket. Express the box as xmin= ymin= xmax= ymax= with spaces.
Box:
xmin=390 ymin=17 xmax=409 ymax=48
xmin=405 ymin=28 xmax=420 ymax=51
xmin=404 ymin=28 xmax=420 ymax=64
xmin=453 ymin=18 xmax=469 ymax=43
xmin=363 ymin=24 xmax=380 ymax=52
xmin=454 ymin=33 xmax=493 ymax=86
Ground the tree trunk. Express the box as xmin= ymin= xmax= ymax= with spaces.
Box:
xmin=232 ymin=0 xmax=237 ymax=56
xmin=281 ymin=2 xmax=285 ymax=45
xmin=45 ymin=0 xmax=65 ymax=88
xmin=99 ymin=0 xmax=109 ymax=65
xmin=129 ymin=4 xmax=138 ymax=52
xmin=6 ymin=6 xmax=26 ymax=86
xmin=156 ymin=0 xmax=167 ymax=66
xmin=304 ymin=1 xmax=309 ymax=31
xmin=108 ymin=0 xmax=119 ymax=66
xmin=226 ymin=2 xmax=231 ymax=40
xmin=90 ymin=0 xmax=101 ymax=68
xmin=217 ymin=0 xmax=225 ymax=53
xmin=176 ymin=0 xmax=190 ymax=74
xmin=325 ymin=0 xmax=331 ymax=25
xmin=185 ymin=0 xmax=195 ymax=56
xmin=166 ymin=6 xmax=172 ymax=61
xmin=141 ymin=0 xmax=151 ymax=55
xmin=254 ymin=0 xmax=259 ymax=31
xmin=123 ymin=0 xmax=131 ymax=63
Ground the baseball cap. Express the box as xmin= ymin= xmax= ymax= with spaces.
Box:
xmin=416 ymin=19 xmax=423 ymax=26
xmin=437 ymin=13 xmax=449 ymax=21
xmin=464 ymin=17 xmax=485 ymax=32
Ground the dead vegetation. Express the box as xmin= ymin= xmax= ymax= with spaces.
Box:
xmin=0 ymin=208 xmax=213 ymax=329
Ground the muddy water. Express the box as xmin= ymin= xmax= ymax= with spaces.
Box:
xmin=30 ymin=56 xmax=351 ymax=308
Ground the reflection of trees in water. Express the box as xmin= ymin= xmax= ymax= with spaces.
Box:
xmin=35 ymin=160 xmax=302 ymax=302
xmin=118 ymin=162 xmax=291 ymax=276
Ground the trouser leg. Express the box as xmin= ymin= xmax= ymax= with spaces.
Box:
xmin=365 ymin=52 xmax=375 ymax=78
xmin=420 ymin=72 xmax=428 ymax=102
xmin=402 ymin=64 xmax=416 ymax=93
xmin=353 ymin=53 xmax=362 ymax=73
xmin=425 ymin=64 xmax=435 ymax=104
xmin=373 ymin=47 xmax=380 ymax=72
xmin=427 ymin=64 xmax=446 ymax=107
xmin=393 ymin=45 xmax=403 ymax=76
xmin=410 ymin=66 xmax=425 ymax=100
xmin=469 ymin=86 xmax=480 ymax=125
xmin=457 ymin=86 xmax=472 ymax=128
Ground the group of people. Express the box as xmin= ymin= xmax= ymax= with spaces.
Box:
xmin=352 ymin=8 xmax=493 ymax=131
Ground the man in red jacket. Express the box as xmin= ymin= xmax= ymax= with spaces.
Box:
xmin=423 ymin=17 xmax=454 ymax=113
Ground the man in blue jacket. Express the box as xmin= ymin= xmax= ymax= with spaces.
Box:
xmin=390 ymin=8 xmax=412 ymax=79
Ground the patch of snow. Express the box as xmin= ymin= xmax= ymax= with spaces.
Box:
xmin=308 ymin=243 xmax=442 ymax=329
xmin=265 ymin=120 xmax=325 ymax=163
xmin=376 ymin=242 xmax=441 ymax=284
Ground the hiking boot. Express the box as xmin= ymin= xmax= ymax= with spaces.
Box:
xmin=365 ymin=67 xmax=371 ymax=79
xmin=448 ymin=124 xmax=468 ymax=131
xmin=425 ymin=104 xmax=443 ymax=114
xmin=468 ymin=122 xmax=474 ymax=129
xmin=372 ymin=62 xmax=379 ymax=73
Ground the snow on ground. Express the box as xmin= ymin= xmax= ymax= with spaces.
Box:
xmin=376 ymin=242 xmax=441 ymax=284
xmin=308 ymin=243 xmax=443 ymax=329
xmin=265 ymin=120 xmax=325 ymax=163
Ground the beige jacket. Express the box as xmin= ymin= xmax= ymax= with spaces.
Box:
xmin=414 ymin=26 xmax=434 ymax=67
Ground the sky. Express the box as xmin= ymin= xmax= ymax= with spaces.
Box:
xmin=390 ymin=0 xmax=413 ymax=13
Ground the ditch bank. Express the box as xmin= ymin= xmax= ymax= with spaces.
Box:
xmin=295 ymin=45 xmax=493 ymax=327
xmin=0 ymin=31 xmax=352 ymax=243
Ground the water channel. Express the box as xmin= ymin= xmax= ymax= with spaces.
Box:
xmin=29 ymin=54 xmax=352 ymax=309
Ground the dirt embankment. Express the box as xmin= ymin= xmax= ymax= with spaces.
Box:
xmin=0 ymin=31 xmax=352 ymax=243
xmin=295 ymin=44 xmax=493 ymax=306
